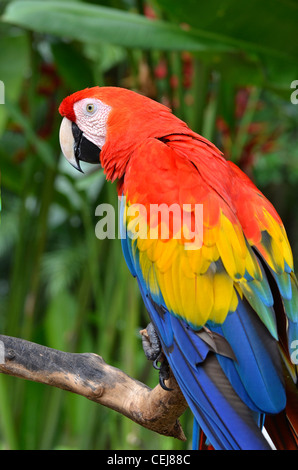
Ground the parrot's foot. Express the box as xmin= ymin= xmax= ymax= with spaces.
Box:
xmin=141 ymin=323 xmax=172 ymax=392
xmin=141 ymin=322 xmax=161 ymax=361
xmin=154 ymin=356 xmax=172 ymax=392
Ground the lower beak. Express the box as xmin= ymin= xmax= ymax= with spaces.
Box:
xmin=59 ymin=117 xmax=101 ymax=173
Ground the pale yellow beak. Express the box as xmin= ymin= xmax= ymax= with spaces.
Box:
xmin=59 ymin=117 xmax=101 ymax=172
xmin=59 ymin=117 xmax=82 ymax=172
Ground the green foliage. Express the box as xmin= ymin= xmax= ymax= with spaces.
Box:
xmin=0 ymin=0 xmax=297 ymax=450
xmin=156 ymin=0 xmax=298 ymax=59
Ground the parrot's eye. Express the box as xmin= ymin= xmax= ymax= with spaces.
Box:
xmin=84 ymin=102 xmax=97 ymax=115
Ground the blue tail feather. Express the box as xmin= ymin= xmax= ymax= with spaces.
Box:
xmin=192 ymin=419 xmax=200 ymax=450
xmin=138 ymin=280 xmax=272 ymax=449
xmin=120 ymin=197 xmax=292 ymax=449
xmin=208 ymin=299 xmax=286 ymax=414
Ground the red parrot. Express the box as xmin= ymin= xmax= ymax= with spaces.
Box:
xmin=58 ymin=87 xmax=298 ymax=450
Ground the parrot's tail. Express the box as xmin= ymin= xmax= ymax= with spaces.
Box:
xmin=193 ymin=349 xmax=298 ymax=450
xmin=263 ymin=354 xmax=298 ymax=450
xmin=192 ymin=419 xmax=214 ymax=450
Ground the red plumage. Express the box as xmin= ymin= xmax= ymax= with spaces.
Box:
xmin=59 ymin=86 xmax=298 ymax=450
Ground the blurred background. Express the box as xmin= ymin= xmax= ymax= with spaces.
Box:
xmin=0 ymin=0 xmax=297 ymax=450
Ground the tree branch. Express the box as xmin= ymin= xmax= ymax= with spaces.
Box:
xmin=0 ymin=334 xmax=188 ymax=441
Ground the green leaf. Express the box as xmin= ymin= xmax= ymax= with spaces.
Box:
xmin=0 ymin=155 xmax=22 ymax=193
xmin=155 ymin=0 xmax=298 ymax=61
xmin=44 ymin=291 xmax=78 ymax=350
xmin=84 ymin=42 xmax=127 ymax=74
xmin=2 ymin=0 xmax=231 ymax=52
xmin=154 ymin=0 xmax=298 ymax=90
xmin=0 ymin=33 xmax=30 ymax=134
xmin=51 ymin=42 xmax=95 ymax=90
xmin=42 ymin=243 xmax=86 ymax=299
xmin=5 ymin=101 xmax=56 ymax=169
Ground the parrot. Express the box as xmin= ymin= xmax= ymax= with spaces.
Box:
xmin=58 ymin=86 xmax=298 ymax=450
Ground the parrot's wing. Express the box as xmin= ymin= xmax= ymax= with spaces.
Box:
xmin=227 ymin=161 xmax=298 ymax=365
xmin=120 ymin=137 xmax=298 ymax=450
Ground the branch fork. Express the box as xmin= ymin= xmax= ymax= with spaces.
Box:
xmin=0 ymin=333 xmax=188 ymax=441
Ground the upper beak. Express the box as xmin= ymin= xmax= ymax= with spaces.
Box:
xmin=59 ymin=117 xmax=101 ymax=173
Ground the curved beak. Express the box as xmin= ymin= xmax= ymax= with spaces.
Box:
xmin=59 ymin=117 xmax=101 ymax=173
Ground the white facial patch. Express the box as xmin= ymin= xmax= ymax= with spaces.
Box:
xmin=73 ymin=98 xmax=112 ymax=149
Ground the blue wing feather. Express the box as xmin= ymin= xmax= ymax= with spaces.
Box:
xmin=119 ymin=195 xmax=293 ymax=450
xmin=208 ymin=300 xmax=286 ymax=414
xmin=141 ymin=284 xmax=272 ymax=449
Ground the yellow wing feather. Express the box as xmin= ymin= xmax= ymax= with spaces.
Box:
xmin=125 ymin=195 xmax=292 ymax=329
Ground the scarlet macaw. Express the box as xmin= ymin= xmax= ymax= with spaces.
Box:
xmin=58 ymin=87 xmax=298 ymax=450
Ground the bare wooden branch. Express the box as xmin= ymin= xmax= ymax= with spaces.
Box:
xmin=0 ymin=334 xmax=188 ymax=441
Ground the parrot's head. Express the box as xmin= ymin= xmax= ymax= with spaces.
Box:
xmin=59 ymin=87 xmax=112 ymax=173
xmin=59 ymin=86 xmax=188 ymax=181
